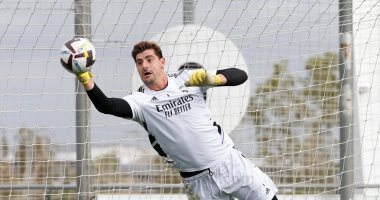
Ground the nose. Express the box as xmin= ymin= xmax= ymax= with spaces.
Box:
xmin=142 ymin=60 xmax=150 ymax=69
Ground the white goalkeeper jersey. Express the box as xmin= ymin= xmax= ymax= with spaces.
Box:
xmin=123 ymin=69 xmax=234 ymax=172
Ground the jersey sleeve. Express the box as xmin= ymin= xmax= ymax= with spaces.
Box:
xmin=122 ymin=94 xmax=146 ymax=126
xmin=86 ymin=84 xmax=133 ymax=118
xmin=216 ymin=68 xmax=248 ymax=86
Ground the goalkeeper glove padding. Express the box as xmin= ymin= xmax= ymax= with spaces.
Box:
xmin=185 ymin=69 xmax=222 ymax=87
xmin=76 ymin=71 xmax=93 ymax=85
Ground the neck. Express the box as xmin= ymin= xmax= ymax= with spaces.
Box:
xmin=147 ymin=76 xmax=168 ymax=91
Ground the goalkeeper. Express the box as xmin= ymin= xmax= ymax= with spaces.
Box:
xmin=75 ymin=41 xmax=278 ymax=200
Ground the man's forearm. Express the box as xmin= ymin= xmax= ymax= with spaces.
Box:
xmin=85 ymin=83 xmax=133 ymax=118
xmin=216 ymin=68 xmax=248 ymax=86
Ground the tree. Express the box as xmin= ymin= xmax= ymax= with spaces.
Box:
xmin=248 ymin=53 xmax=339 ymax=193
xmin=15 ymin=128 xmax=34 ymax=179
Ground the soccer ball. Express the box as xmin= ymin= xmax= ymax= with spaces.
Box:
xmin=60 ymin=37 xmax=96 ymax=74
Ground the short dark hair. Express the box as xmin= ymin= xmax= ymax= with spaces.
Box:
xmin=131 ymin=41 xmax=163 ymax=62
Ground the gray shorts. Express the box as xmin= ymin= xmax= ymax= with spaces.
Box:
xmin=183 ymin=148 xmax=278 ymax=200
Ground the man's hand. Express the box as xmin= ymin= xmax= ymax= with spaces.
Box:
xmin=72 ymin=57 xmax=93 ymax=86
xmin=185 ymin=69 xmax=223 ymax=87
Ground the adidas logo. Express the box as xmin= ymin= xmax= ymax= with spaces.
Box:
xmin=151 ymin=96 xmax=158 ymax=101
xmin=262 ymin=184 xmax=270 ymax=195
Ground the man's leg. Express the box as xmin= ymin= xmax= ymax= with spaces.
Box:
xmin=226 ymin=149 xmax=278 ymax=200
xmin=183 ymin=171 xmax=233 ymax=200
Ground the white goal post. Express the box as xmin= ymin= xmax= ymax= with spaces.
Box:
xmin=0 ymin=0 xmax=379 ymax=199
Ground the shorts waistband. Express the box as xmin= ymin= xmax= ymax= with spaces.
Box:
xmin=179 ymin=168 xmax=210 ymax=178
xmin=180 ymin=147 xmax=238 ymax=178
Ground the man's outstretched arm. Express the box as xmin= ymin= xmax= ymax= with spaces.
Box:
xmin=216 ymin=68 xmax=248 ymax=86
xmin=78 ymin=72 xmax=133 ymax=119
xmin=185 ymin=68 xmax=248 ymax=87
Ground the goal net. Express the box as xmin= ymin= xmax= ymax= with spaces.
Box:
xmin=0 ymin=0 xmax=379 ymax=199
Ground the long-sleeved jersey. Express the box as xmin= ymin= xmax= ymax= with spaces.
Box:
xmin=87 ymin=68 xmax=248 ymax=172
xmin=123 ymin=69 xmax=234 ymax=171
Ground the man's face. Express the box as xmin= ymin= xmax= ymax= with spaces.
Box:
xmin=135 ymin=49 xmax=166 ymax=87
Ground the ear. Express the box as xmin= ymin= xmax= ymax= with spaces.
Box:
xmin=160 ymin=57 xmax=166 ymax=68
